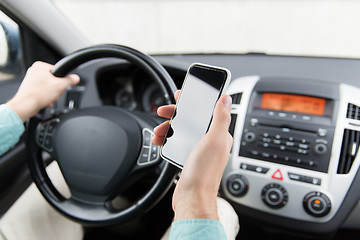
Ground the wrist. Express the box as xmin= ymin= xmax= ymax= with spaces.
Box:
xmin=173 ymin=193 xmax=219 ymax=221
xmin=6 ymin=95 xmax=39 ymax=122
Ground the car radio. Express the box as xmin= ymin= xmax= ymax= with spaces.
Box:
xmin=239 ymin=78 xmax=338 ymax=173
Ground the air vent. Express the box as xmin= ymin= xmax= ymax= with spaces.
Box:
xmin=337 ymin=129 xmax=360 ymax=174
xmin=230 ymin=93 xmax=242 ymax=105
xmin=229 ymin=114 xmax=238 ymax=137
xmin=346 ymin=103 xmax=360 ymax=120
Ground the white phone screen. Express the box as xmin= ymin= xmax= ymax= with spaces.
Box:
xmin=160 ymin=63 xmax=230 ymax=168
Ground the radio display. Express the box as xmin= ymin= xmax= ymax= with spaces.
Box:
xmin=261 ymin=93 xmax=326 ymax=116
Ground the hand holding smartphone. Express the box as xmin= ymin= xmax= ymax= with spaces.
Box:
xmin=160 ymin=63 xmax=231 ymax=168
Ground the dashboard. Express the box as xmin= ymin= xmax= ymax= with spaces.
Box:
xmin=68 ymin=54 xmax=360 ymax=236
xmin=223 ymin=75 xmax=360 ymax=234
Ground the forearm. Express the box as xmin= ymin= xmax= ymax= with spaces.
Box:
xmin=6 ymin=97 xmax=39 ymax=123
xmin=0 ymin=104 xmax=25 ymax=155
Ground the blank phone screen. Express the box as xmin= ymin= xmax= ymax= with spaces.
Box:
xmin=161 ymin=64 xmax=229 ymax=168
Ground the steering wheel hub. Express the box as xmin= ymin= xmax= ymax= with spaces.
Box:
xmin=53 ymin=107 xmax=141 ymax=201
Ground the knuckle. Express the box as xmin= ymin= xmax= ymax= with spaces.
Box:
xmin=32 ymin=61 xmax=42 ymax=67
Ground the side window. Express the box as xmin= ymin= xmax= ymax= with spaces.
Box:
xmin=0 ymin=10 xmax=24 ymax=82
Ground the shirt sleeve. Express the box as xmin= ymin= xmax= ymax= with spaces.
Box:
xmin=0 ymin=104 xmax=25 ymax=156
xmin=169 ymin=219 xmax=227 ymax=240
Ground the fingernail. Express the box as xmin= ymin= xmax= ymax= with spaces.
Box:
xmin=222 ymin=95 xmax=232 ymax=109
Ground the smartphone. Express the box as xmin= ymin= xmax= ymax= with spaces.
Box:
xmin=160 ymin=63 xmax=231 ymax=168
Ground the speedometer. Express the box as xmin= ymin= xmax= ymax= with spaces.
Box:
xmin=142 ymin=83 xmax=167 ymax=113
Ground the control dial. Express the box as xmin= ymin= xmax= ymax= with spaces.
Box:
xmin=226 ymin=174 xmax=249 ymax=197
xmin=314 ymin=143 xmax=327 ymax=155
xmin=244 ymin=132 xmax=256 ymax=143
xmin=303 ymin=191 xmax=331 ymax=217
xmin=262 ymin=183 xmax=288 ymax=209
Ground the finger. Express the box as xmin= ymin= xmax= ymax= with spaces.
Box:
xmin=174 ymin=90 xmax=180 ymax=101
xmin=31 ymin=61 xmax=53 ymax=69
xmin=153 ymin=120 xmax=170 ymax=137
xmin=157 ymin=105 xmax=176 ymax=118
xmin=208 ymin=95 xmax=232 ymax=134
xmin=66 ymin=74 xmax=81 ymax=85
xmin=57 ymin=74 xmax=80 ymax=89
xmin=152 ymin=135 xmax=165 ymax=146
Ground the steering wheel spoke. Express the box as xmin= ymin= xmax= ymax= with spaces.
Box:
xmin=35 ymin=118 xmax=60 ymax=153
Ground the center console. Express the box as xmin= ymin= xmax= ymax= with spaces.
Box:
xmin=222 ymin=76 xmax=360 ymax=229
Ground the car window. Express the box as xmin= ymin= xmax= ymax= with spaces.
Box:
xmin=0 ymin=10 xmax=24 ymax=82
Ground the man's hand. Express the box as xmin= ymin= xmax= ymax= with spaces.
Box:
xmin=6 ymin=61 xmax=80 ymax=122
xmin=152 ymin=91 xmax=233 ymax=221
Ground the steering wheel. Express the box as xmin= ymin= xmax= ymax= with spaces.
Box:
xmin=26 ymin=44 xmax=179 ymax=226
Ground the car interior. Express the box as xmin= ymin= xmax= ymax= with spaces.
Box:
xmin=0 ymin=0 xmax=359 ymax=239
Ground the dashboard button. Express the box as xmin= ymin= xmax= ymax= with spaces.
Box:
xmin=298 ymin=143 xmax=309 ymax=149
xmin=240 ymin=163 xmax=269 ymax=174
xmin=288 ymin=172 xmax=322 ymax=186
xmin=249 ymin=150 xmax=259 ymax=156
xmin=272 ymin=169 xmax=283 ymax=180
xmin=314 ymin=143 xmax=327 ymax=155
xmin=288 ymin=173 xmax=302 ymax=181
xmin=244 ymin=132 xmax=256 ymax=142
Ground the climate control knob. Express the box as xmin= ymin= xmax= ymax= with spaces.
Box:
xmin=303 ymin=191 xmax=331 ymax=217
xmin=261 ymin=183 xmax=288 ymax=209
xmin=226 ymin=174 xmax=249 ymax=197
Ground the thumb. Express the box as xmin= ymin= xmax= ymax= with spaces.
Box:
xmin=66 ymin=74 xmax=80 ymax=86
xmin=208 ymin=94 xmax=232 ymax=134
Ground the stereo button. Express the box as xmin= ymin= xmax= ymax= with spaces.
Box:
xmin=299 ymin=144 xmax=309 ymax=149
xmin=315 ymin=143 xmax=327 ymax=155
xmin=318 ymin=128 xmax=328 ymax=137
xmin=298 ymin=149 xmax=308 ymax=155
xmin=244 ymin=132 xmax=256 ymax=142
xmin=240 ymin=163 xmax=269 ymax=174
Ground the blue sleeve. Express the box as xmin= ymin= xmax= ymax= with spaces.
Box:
xmin=169 ymin=219 xmax=227 ymax=240
xmin=0 ymin=104 xmax=25 ymax=156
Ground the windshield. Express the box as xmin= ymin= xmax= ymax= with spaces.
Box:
xmin=52 ymin=0 xmax=360 ymax=58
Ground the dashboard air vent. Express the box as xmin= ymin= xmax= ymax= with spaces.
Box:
xmin=337 ymin=129 xmax=360 ymax=174
xmin=346 ymin=103 xmax=360 ymax=120
xmin=230 ymin=93 xmax=242 ymax=105
xmin=229 ymin=114 xmax=238 ymax=137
